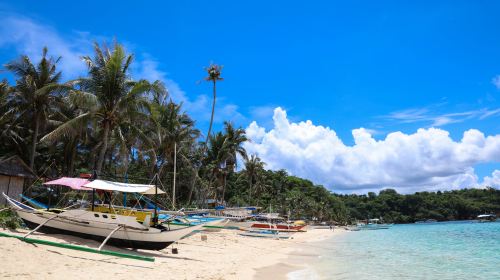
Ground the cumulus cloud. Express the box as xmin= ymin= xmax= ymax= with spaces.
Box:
xmin=0 ymin=15 xmax=97 ymax=79
xmin=244 ymin=107 xmax=500 ymax=193
xmin=483 ymin=170 xmax=500 ymax=188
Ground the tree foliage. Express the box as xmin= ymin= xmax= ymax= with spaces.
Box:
xmin=1 ymin=42 xmax=498 ymax=225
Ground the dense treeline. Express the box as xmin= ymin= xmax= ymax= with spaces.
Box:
xmin=339 ymin=188 xmax=500 ymax=223
xmin=1 ymin=42 xmax=498 ymax=225
xmin=0 ymin=42 xmax=346 ymax=223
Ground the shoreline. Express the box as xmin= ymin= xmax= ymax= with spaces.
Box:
xmin=253 ymin=228 xmax=347 ymax=280
xmin=0 ymin=227 xmax=344 ymax=279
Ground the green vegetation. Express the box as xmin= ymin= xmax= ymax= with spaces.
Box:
xmin=339 ymin=188 xmax=500 ymax=223
xmin=0 ymin=209 xmax=22 ymax=230
xmin=0 ymin=42 xmax=345 ymax=223
xmin=0 ymin=41 xmax=498 ymax=225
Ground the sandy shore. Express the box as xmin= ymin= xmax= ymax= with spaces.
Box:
xmin=0 ymin=227 xmax=345 ymax=279
xmin=254 ymin=228 xmax=346 ymax=279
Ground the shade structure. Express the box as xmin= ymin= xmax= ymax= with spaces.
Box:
xmin=44 ymin=177 xmax=91 ymax=190
xmin=140 ymin=186 xmax=166 ymax=195
xmin=83 ymin=179 xmax=161 ymax=194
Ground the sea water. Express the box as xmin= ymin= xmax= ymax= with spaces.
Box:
xmin=288 ymin=221 xmax=500 ymax=280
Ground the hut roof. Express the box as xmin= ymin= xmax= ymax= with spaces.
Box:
xmin=0 ymin=155 xmax=36 ymax=179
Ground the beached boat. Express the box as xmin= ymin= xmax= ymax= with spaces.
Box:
xmin=250 ymin=222 xmax=306 ymax=232
xmin=238 ymin=229 xmax=292 ymax=239
xmin=2 ymin=179 xmax=204 ymax=250
xmin=356 ymin=219 xmax=392 ymax=230
xmin=477 ymin=214 xmax=497 ymax=222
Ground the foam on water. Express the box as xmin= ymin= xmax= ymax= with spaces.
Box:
xmin=301 ymin=221 xmax=500 ymax=280
xmin=287 ymin=266 xmax=320 ymax=280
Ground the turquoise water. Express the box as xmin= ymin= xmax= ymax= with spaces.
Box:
xmin=293 ymin=221 xmax=500 ymax=280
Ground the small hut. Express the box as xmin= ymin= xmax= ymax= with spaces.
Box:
xmin=0 ymin=155 xmax=36 ymax=206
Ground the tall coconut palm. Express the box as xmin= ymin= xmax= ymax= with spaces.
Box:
xmin=42 ymin=42 xmax=166 ymax=174
xmin=242 ymin=154 xmax=265 ymax=203
xmin=5 ymin=47 xmax=63 ymax=170
xmin=204 ymin=64 xmax=223 ymax=149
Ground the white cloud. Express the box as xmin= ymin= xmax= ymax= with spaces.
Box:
xmin=0 ymin=15 xmax=96 ymax=79
xmin=483 ymin=170 xmax=500 ymax=188
xmin=492 ymin=75 xmax=500 ymax=89
xmin=0 ymin=15 xmax=246 ymax=130
xmin=386 ymin=106 xmax=500 ymax=127
xmin=245 ymin=107 xmax=500 ymax=193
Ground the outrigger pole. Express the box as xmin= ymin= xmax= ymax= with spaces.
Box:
xmin=0 ymin=232 xmax=154 ymax=262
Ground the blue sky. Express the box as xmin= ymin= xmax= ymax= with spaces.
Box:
xmin=1 ymin=1 xmax=500 ymax=192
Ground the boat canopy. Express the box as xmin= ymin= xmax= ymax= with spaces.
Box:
xmin=84 ymin=179 xmax=165 ymax=194
xmin=44 ymin=177 xmax=91 ymax=190
xmin=44 ymin=177 xmax=165 ymax=194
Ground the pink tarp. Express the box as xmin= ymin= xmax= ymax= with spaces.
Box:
xmin=44 ymin=177 xmax=91 ymax=190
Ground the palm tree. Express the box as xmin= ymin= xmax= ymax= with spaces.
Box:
xmin=146 ymin=99 xmax=200 ymax=199
xmin=204 ymin=132 xmax=229 ymax=202
xmin=43 ymin=96 xmax=89 ymax=176
xmin=5 ymin=47 xmax=63 ymax=170
xmin=220 ymin=121 xmax=247 ymax=201
xmin=42 ymin=42 xmax=166 ymax=174
xmin=204 ymin=64 xmax=223 ymax=148
xmin=0 ymin=80 xmax=23 ymax=156
xmin=241 ymin=154 xmax=265 ymax=204
xmin=222 ymin=121 xmax=247 ymax=170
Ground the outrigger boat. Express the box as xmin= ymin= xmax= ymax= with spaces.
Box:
xmin=355 ymin=218 xmax=392 ymax=230
xmin=238 ymin=229 xmax=292 ymax=239
xmin=477 ymin=214 xmax=497 ymax=223
xmin=21 ymin=178 xmax=225 ymax=230
xmin=2 ymin=178 xmax=204 ymax=250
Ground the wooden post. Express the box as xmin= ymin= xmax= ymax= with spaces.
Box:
xmin=172 ymin=142 xmax=177 ymax=209
xmin=153 ymin=174 xmax=158 ymax=226
xmin=91 ymin=170 xmax=97 ymax=212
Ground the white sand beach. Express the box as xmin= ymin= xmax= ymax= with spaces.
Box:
xmin=0 ymin=227 xmax=345 ymax=280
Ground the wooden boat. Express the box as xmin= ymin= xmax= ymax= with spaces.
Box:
xmin=238 ymin=229 xmax=292 ymax=239
xmin=356 ymin=219 xmax=392 ymax=230
xmin=250 ymin=223 xmax=306 ymax=232
xmin=2 ymin=178 xmax=204 ymax=250
xmin=477 ymin=214 xmax=497 ymax=222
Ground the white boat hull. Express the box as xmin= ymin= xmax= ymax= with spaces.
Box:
xmin=16 ymin=209 xmax=202 ymax=250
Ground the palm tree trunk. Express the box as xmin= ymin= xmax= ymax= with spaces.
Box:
xmin=248 ymin=178 xmax=253 ymax=204
xmin=204 ymin=80 xmax=216 ymax=148
xmin=221 ymin=172 xmax=227 ymax=205
xmin=187 ymin=169 xmax=197 ymax=205
xmin=29 ymin=115 xmax=40 ymax=170
xmin=69 ymin=140 xmax=77 ymax=176
xmin=96 ymin=121 xmax=110 ymax=174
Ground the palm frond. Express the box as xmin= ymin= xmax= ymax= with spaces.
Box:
xmin=40 ymin=112 xmax=92 ymax=143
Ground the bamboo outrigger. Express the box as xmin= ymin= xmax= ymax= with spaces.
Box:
xmin=0 ymin=231 xmax=154 ymax=262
